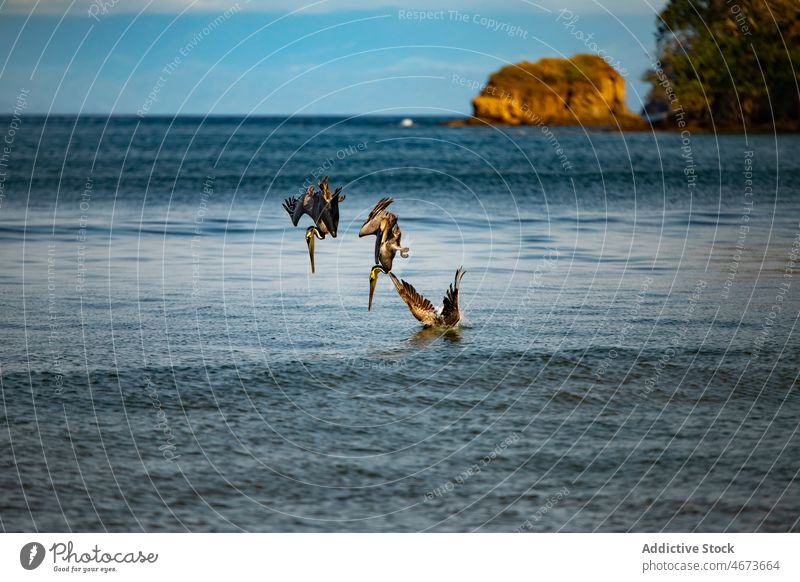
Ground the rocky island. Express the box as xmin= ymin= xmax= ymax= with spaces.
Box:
xmin=452 ymin=54 xmax=645 ymax=129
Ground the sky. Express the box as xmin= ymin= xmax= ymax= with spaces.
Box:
xmin=0 ymin=0 xmax=668 ymax=116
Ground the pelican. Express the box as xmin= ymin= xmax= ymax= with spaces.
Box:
xmin=282 ymin=176 xmax=345 ymax=273
xmin=389 ymin=267 xmax=466 ymax=328
xmin=359 ymin=197 xmax=410 ymax=310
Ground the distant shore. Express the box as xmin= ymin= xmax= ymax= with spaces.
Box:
xmin=442 ymin=116 xmax=800 ymax=134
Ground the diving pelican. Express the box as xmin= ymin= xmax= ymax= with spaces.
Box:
xmin=282 ymin=176 xmax=345 ymax=273
xmin=389 ymin=267 xmax=466 ymax=328
xmin=359 ymin=197 xmax=410 ymax=310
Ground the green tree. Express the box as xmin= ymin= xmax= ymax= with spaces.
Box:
xmin=644 ymin=0 xmax=800 ymax=129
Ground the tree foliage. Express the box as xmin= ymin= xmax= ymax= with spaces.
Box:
xmin=644 ymin=0 xmax=800 ymax=129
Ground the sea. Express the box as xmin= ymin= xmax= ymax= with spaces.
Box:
xmin=0 ymin=115 xmax=798 ymax=532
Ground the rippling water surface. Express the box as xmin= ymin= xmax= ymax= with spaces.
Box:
xmin=0 ymin=116 xmax=798 ymax=531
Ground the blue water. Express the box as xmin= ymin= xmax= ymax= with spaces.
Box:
xmin=0 ymin=115 xmax=798 ymax=532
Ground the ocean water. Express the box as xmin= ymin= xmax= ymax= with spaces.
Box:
xmin=0 ymin=115 xmax=798 ymax=532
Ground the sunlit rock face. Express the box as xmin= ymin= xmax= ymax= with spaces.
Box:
xmin=469 ymin=54 xmax=643 ymax=127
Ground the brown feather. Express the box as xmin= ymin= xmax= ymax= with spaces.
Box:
xmin=389 ymin=268 xmax=465 ymax=328
xmin=440 ymin=267 xmax=465 ymax=327
xmin=389 ymin=273 xmax=438 ymax=327
xmin=359 ymin=197 xmax=394 ymax=237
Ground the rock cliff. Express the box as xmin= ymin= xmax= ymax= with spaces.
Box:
xmin=463 ymin=54 xmax=643 ymax=128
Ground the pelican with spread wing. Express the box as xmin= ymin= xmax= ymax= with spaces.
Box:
xmin=359 ymin=197 xmax=410 ymax=310
xmin=282 ymin=176 xmax=345 ymax=273
xmin=389 ymin=267 xmax=466 ymax=328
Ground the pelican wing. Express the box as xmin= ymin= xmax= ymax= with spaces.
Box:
xmin=440 ymin=267 xmax=465 ymax=327
xmin=359 ymin=197 xmax=394 ymax=237
xmin=282 ymin=196 xmax=302 ymax=226
xmin=389 ymin=273 xmax=439 ymax=327
xmin=283 ymin=186 xmax=318 ymax=226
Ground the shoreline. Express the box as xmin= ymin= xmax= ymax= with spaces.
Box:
xmin=442 ymin=116 xmax=800 ymax=134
